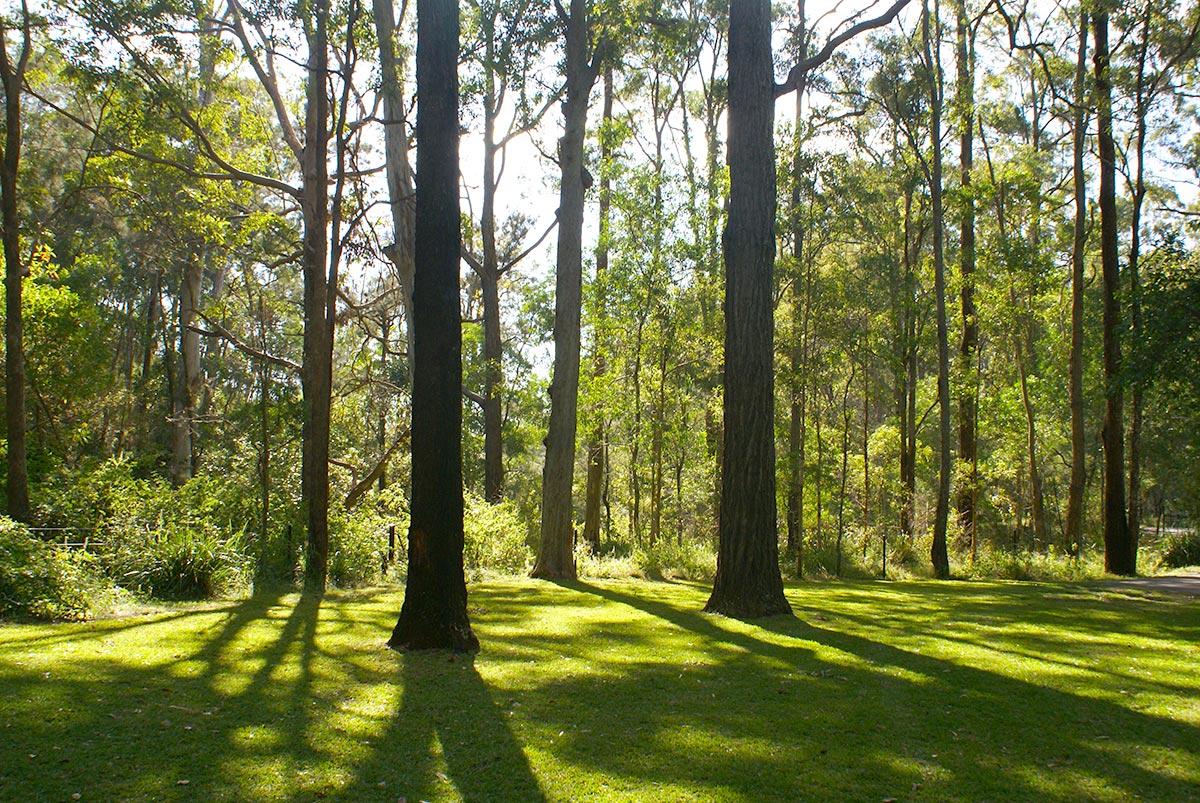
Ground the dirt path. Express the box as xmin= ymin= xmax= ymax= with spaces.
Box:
xmin=1103 ymin=573 xmax=1200 ymax=597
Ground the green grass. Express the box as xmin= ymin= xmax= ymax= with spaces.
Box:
xmin=1 ymin=579 xmax=1197 ymax=803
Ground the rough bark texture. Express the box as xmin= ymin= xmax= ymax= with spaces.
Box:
xmin=170 ymin=258 xmax=202 ymax=487
xmin=954 ymin=0 xmax=977 ymax=551
xmin=705 ymin=0 xmax=791 ymax=620
xmin=389 ymin=0 xmax=478 ymax=653
xmin=924 ymin=0 xmax=952 ymax=580
xmin=533 ymin=0 xmax=595 ymax=580
xmin=1094 ymin=7 xmax=1134 ymax=576
xmin=301 ymin=0 xmax=332 ymax=593
xmin=1065 ymin=8 xmax=1088 ymax=554
xmin=0 ymin=15 xmax=28 ymax=523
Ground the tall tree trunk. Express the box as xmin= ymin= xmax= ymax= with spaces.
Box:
xmin=170 ymin=258 xmax=202 ymax=486
xmin=705 ymin=0 xmax=790 ymax=619
xmin=898 ymin=186 xmax=918 ymax=544
xmin=372 ymin=0 xmax=417 ymax=372
xmin=301 ymin=0 xmax=333 ymax=593
xmin=1126 ymin=5 xmax=1151 ymax=569
xmin=836 ymin=366 xmax=855 ymax=577
xmin=533 ymin=0 xmax=597 ymax=579
xmin=1015 ymin=334 xmax=1048 ymax=548
xmin=786 ymin=31 xmax=809 ymax=577
xmin=1065 ymin=8 xmax=1088 ymax=555
xmin=1094 ymin=6 xmax=1133 ymax=575
xmin=0 ymin=11 xmax=29 ymax=522
xmin=582 ymin=67 xmax=613 ymax=549
xmin=954 ymin=0 xmax=978 ymax=550
xmin=389 ymin=0 xmax=477 ymax=652
xmin=924 ymin=0 xmax=952 ymax=579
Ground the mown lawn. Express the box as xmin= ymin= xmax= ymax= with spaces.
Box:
xmin=1 ymin=578 xmax=1197 ymax=803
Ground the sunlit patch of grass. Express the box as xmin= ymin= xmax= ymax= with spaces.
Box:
xmin=1 ymin=579 xmax=1197 ymax=802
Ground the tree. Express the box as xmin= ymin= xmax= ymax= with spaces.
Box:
xmin=0 ymin=3 xmax=31 ymax=523
xmin=532 ymin=0 xmax=605 ymax=579
xmin=389 ymin=0 xmax=477 ymax=652
xmin=1064 ymin=6 xmax=1088 ymax=555
xmin=704 ymin=0 xmax=790 ymax=618
xmin=1095 ymin=3 xmax=1134 ymax=575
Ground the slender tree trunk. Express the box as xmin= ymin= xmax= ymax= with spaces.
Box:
xmin=1126 ymin=6 xmax=1151 ymax=568
xmin=372 ymin=0 xmax=417 ymax=371
xmin=923 ymin=0 xmax=952 ymax=579
xmin=900 ymin=188 xmax=918 ymax=544
xmin=1095 ymin=5 xmax=1134 ymax=575
xmin=836 ymin=367 xmax=855 ymax=577
xmin=1015 ymin=335 xmax=1048 ymax=548
xmin=170 ymin=258 xmax=202 ymax=486
xmin=705 ymin=0 xmax=790 ymax=619
xmin=0 ymin=14 xmax=29 ymax=522
xmin=954 ymin=0 xmax=978 ymax=549
xmin=786 ymin=46 xmax=809 ymax=577
xmin=534 ymin=0 xmax=597 ymax=579
xmin=301 ymin=0 xmax=333 ymax=593
xmin=1065 ymin=8 xmax=1088 ymax=555
xmin=581 ymin=70 xmax=614 ymax=550
xmin=478 ymin=22 xmax=506 ymax=504
xmin=390 ymin=0 xmax=477 ymax=652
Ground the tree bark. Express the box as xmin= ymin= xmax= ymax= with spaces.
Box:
xmin=705 ymin=0 xmax=791 ymax=619
xmin=1065 ymin=8 xmax=1088 ymax=555
xmin=954 ymin=0 xmax=977 ymax=551
xmin=389 ymin=0 xmax=477 ymax=652
xmin=301 ymin=0 xmax=333 ymax=593
xmin=0 ymin=11 xmax=29 ymax=523
xmin=1094 ymin=6 xmax=1134 ymax=575
xmin=533 ymin=0 xmax=597 ymax=579
xmin=924 ymin=0 xmax=952 ymax=579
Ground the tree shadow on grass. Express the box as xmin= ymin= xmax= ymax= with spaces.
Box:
xmin=323 ymin=650 xmax=548 ymax=803
xmin=552 ymin=579 xmax=1200 ymax=803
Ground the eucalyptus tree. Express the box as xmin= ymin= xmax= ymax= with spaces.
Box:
xmin=389 ymin=0 xmax=477 ymax=652
xmin=0 ymin=3 xmax=32 ymax=522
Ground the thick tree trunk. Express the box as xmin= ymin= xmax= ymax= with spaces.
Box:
xmin=705 ymin=0 xmax=791 ymax=619
xmin=954 ymin=0 xmax=977 ymax=551
xmin=301 ymin=0 xmax=333 ymax=593
xmin=533 ymin=0 xmax=595 ymax=579
xmin=924 ymin=0 xmax=952 ymax=579
xmin=372 ymin=0 xmax=417 ymax=371
xmin=389 ymin=0 xmax=477 ymax=652
xmin=1065 ymin=9 xmax=1088 ymax=555
xmin=0 ymin=18 xmax=28 ymax=523
xmin=1094 ymin=7 xmax=1134 ymax=575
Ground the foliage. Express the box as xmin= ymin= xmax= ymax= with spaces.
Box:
xmin=1158 ymin=530 xmax=1200 ymax=570
xmin=0 ymin=517 xmax=95 ymax=620
xmin=463 ymin=493 xmax=533 ymax=577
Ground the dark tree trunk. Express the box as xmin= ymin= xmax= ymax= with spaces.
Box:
xmin=1065 ymin=8 xmax=1088 ymax=555
xmin=301 ymin=0 xmax=333 ymax=593
xmin=954 ymin=0 xmax=977 ymax=551
xmin=478 ymin=19 xmax=505 ymax=504
xmin=1094 ymin=7 xmax=1134 ymax=575
xmin=533 ymin=0 xmax=597 ymax=579
xmin=389 ymin=0 xmax=477 ymax=652
xmin=924 ymin=0 xmax=952 ymax=580
xmin=705 ymin=0 xmax=791 ymax=619
xmin=0 ymin=15 xmax=29 ymax=523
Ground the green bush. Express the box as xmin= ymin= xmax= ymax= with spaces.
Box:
xmin=464 ymin=494 xmax=533 ymax=577
xmin=0 ymin=517 xmax=93 ymax=620
xmin=637 ymin=540 xmax=716 ymax=581
xmin=329 ymin=506 xmax=394 ymax=588
xmin=1159 ymin=530 xmax=1200 ymax=569
xmin=957 ymin=548 xmax=1104 ymax=581
xmin=104 ymin=517 xmax=250 ymax=600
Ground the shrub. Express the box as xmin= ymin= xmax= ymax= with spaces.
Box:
xmin=957 ymin=548 xmax=1105 ymax=582
xmin=1159 ymin=530 xmax=1200 ymax=570
xmin=329 ymin=505 xmax=395 ymax=588
xmin=104 ymin=517 xmax=250 ymax=600
xmin=0 ymin=517 xmax=93 ymax=620
xmin=464 ymin=494 xmax=533 ymax=577
xmin=576 ymin=541 xmax=641 ymax=579
xmin=637 ymin=540 xmax=716 ymax=581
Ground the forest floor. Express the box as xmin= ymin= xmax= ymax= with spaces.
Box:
xmin=1 ymin=578 xmax=1197 ymax=803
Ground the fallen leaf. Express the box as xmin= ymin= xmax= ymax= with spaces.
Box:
xmin=176 ymin=780 xmax=190 ymax=786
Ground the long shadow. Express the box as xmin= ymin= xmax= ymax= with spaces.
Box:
xmin=557 ymin=579 xmax=1200 ymax=803
xmin=323 ymin=650 xmax=547 ymax=803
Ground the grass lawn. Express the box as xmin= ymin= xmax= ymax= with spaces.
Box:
xmin=1 ymin=578 xmax=1197 ymax=803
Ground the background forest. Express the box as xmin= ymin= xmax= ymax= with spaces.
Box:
xmin=1 ymin=0 xmax=1199 ymax=619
